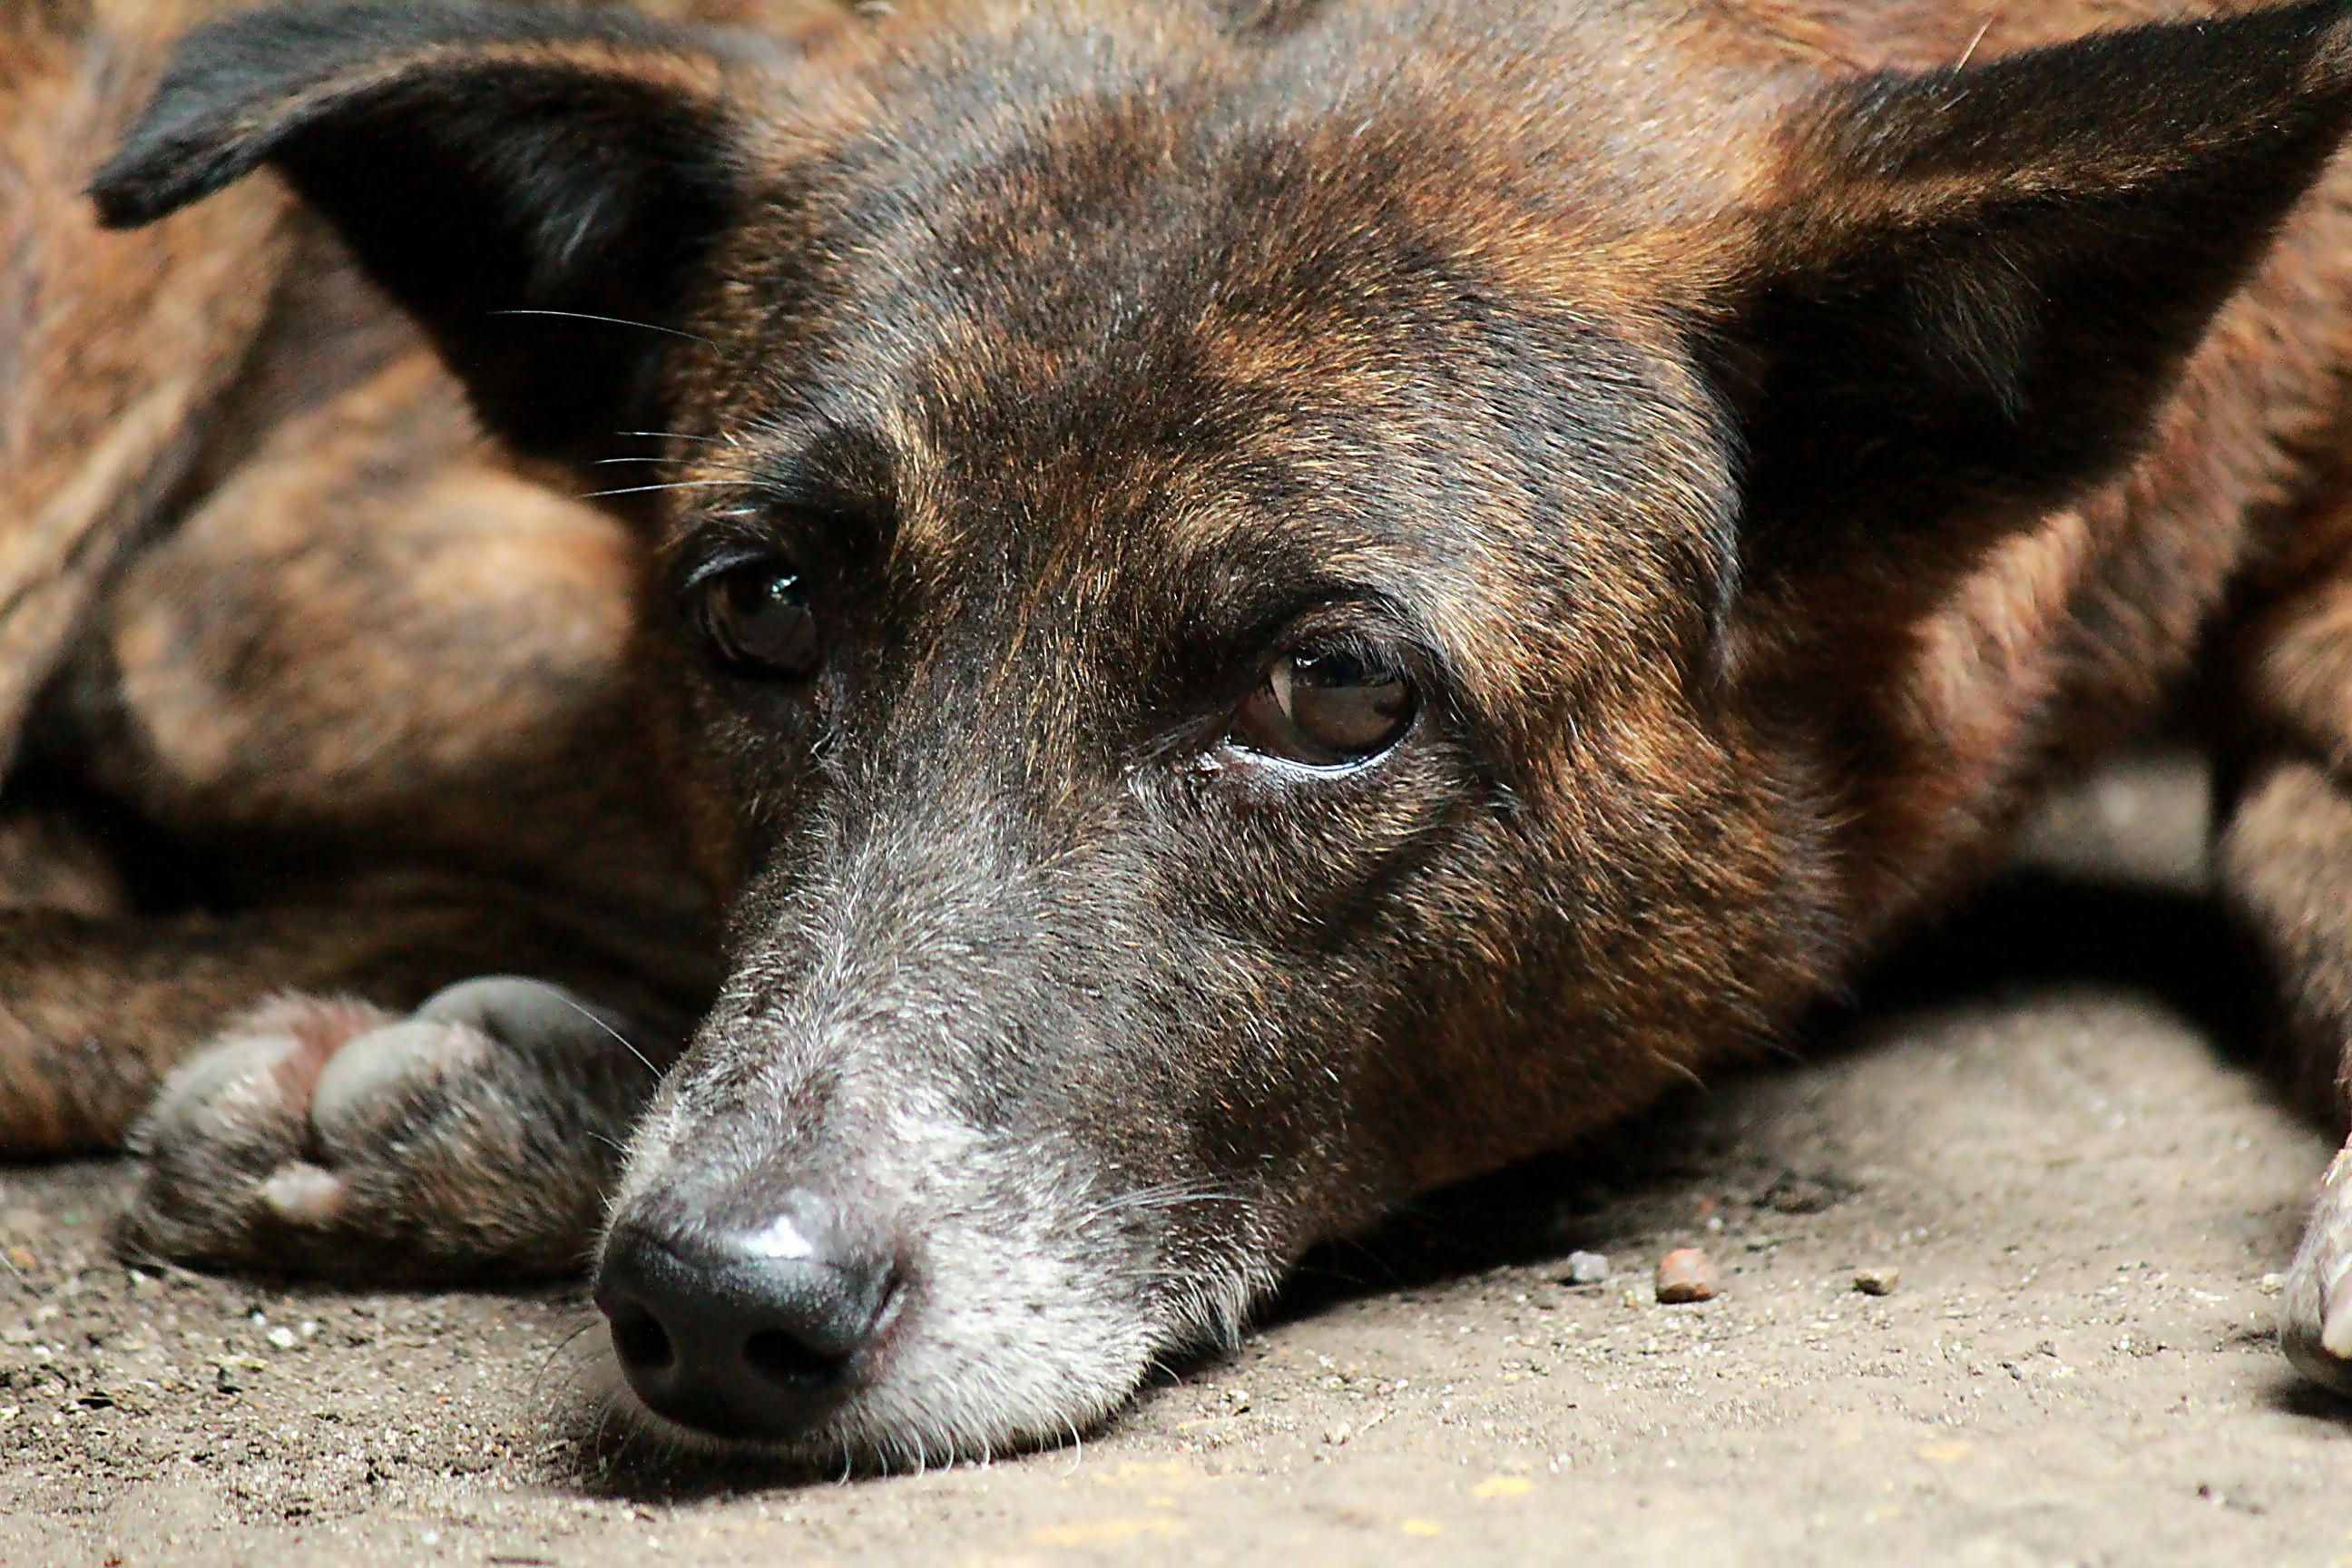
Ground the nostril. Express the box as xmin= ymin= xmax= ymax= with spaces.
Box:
xmin=610 ymin=1308 xmax=674 ymax=1374
xmin=743 ymin=1327 xmax=845 ymax=1387
xmin=593 ymin=1200 xmax=903 ymax=1440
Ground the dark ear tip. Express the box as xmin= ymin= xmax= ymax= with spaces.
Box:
xmin=86 ymin=164 xmax=172 ymax=230
xmin=85 ymin=35 xmax=262 ymax=229
xmin=86 ymin=138 xmax=229 ymax=230
xmin=83 ymin=0 xmax=402 ymax=230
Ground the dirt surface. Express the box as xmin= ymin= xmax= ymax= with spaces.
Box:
xmin=5 ymin=760 xmax=2352 ymax=1566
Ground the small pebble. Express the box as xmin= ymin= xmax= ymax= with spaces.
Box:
xmin=1655 ymin=1248 xmax=1720 ymax=1304
xmin=1563 ymin=1251 xmax=1611 ymax=1287
xmin=1854 ymin=1266 xmax=1900 ymax=1297
xmin=265 ymin=1326 xmax=298 ymax=1350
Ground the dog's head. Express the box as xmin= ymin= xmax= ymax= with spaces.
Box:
xmin=97 ymin=0 xmax=2352 ymax=1466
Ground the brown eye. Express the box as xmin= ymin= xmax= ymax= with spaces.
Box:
xmin=1231 ymin=643 xmax=1416 ymax=768
xmin=697 ymin=562 xmax=819 ymax=677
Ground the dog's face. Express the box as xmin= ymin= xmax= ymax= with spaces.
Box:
xmin=615 ymin=14 xmax=1791 ymax=1457
xmin=98 ymin=0 xmax=2352 ymax=1465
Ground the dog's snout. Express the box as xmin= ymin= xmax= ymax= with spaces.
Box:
xmin=593 ymin=1194 xmax=900 ymax=1440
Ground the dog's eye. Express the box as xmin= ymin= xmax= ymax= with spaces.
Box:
xmin=695 ymin=563 xmax=819 ymax=678
xmin=1231 ymin=642 xmax=1416 ymax=768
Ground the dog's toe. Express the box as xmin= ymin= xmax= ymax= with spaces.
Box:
xmin=2282 ymin=1142 xmax=2352 ymax=1396
xmin=119 ymin=979 xmax=662 ymax=1281
xmin=132 ymin=1030 xmax=325 ymax=1160
xmin=121 ymin=997 xmax=387 ymax=1268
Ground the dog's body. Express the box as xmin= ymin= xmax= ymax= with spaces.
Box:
xmin=9 ymin=0 xmax=2352 ymax=1466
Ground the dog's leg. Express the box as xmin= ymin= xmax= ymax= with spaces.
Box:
xmin=5 ymin=317 xmax=730 ymax=1277
xmin=2215 ymin=544 xmax=2352 ymax=1394
xmin=0 ymin=802 xmax=126 ymax=916
xmin=0 ymin=904 xmax=690 ymax=1279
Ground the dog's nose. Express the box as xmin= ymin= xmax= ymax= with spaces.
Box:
xmin=593 ymin=1193 xmax=899 ymax=1440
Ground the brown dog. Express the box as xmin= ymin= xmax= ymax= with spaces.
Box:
xmin=8 ymin=0 xmax=2352 ymax=1469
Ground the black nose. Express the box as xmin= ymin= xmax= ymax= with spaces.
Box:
xmin=593 ymin=1193 xmax=899 ymax=1440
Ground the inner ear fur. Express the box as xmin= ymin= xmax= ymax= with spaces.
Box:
xmin=1723 ymin=0 xmax=2352 ymax=603
xmin=92 ymin=0 xmax=765 ymax=465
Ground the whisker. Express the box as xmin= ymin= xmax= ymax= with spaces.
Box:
xmin=493 ymin=308 xmax=714 ymax=345
xmin=531 ymin=1320 xmax=603 ymax=1406
xmin=611 ymin=1418 xmax=645 ymax=1470
xmin=585 ymin=1394 xmax=619 ymax=1460
xmin=615 ymin=429 xmax=717 ymax=443
xmin=575 ymin=480 xmax=752 ymax=502
xmin=1955 ymin=12 xmax=1997 ymax=70
xmin=551 ymin=994 xmax=663 ymax=1078
xmin=1073 ymin=1181 xmax=1259 ymax=1231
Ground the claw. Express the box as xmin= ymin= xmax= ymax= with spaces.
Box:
xmin=2281 ymin=1144 xmax=2352 ymax=1396
xmin=260 ymin=1161 xmax=348 ymax=1226
xmin=2325 ymin=1287 xmax=2352 ymax=1361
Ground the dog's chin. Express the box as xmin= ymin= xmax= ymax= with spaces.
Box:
xmin=564 ymin=1264 xmax=1276 ymax=1479
xmin=569 ymin=1318 xmax=1159 ymax=1478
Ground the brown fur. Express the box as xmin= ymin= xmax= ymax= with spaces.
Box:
xmin=0 ymin=1 xmax=835 ymax=1154
xmin=11 ymin=0 xmax=2352 ymax=1460
xmin=0 ymin=1 xmax=286 ymax=779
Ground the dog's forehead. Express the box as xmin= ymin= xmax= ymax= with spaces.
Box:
xmin=667 ymin=3 xmax=1753 ymax=694
xmin=719 ymin=0 xmax=1766 ymax=366
xmin=722 ymin=64 xmax=1719 ymax=485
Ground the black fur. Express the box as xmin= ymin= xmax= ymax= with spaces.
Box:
xmin=92 ymin=0 xmax=751 ymax=461
xmin=1730 ymin=0 xmax=2352 ymax=603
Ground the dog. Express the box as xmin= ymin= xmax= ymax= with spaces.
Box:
xmin=6 ymin=0 xmax=2352 ymax=1470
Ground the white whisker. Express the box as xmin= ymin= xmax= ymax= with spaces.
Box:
xmin=1955 ymin=15 xmax=1995 ymax=71
xmin=493 ymin=307 xmax=714 ymax=345
xmin=551 ymin=994 xmax=663 ymax=1078
xmin=575 ymin=480 xmax=752 ymax=502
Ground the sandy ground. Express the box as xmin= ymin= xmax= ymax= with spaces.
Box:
xmin=5 ymin=758 xmax=2351 ymax=1566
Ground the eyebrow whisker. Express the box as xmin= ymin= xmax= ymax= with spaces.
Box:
xmin=492 ymin=308 xmax=714 ymax=345
xmin=574 ymin=480 xmax=758 ymax=502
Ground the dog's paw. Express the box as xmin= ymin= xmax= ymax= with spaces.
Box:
xmin=2281 ymin=1141 xmax=2352 ymax=1396
xmin=121 ymin=977 xmax=663 ymax=1280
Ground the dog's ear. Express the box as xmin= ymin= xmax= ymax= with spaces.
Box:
xmin=1723 ymin=0 xmax=2352 ymax=607
xmin=92 ymin=1 xmax=762 ymax=464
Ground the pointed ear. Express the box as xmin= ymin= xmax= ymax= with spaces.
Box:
xmin=1724 ymin=0 xmax=2352 ymax=598
xmin=91 ymin=1 xmax=765 ymax=464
